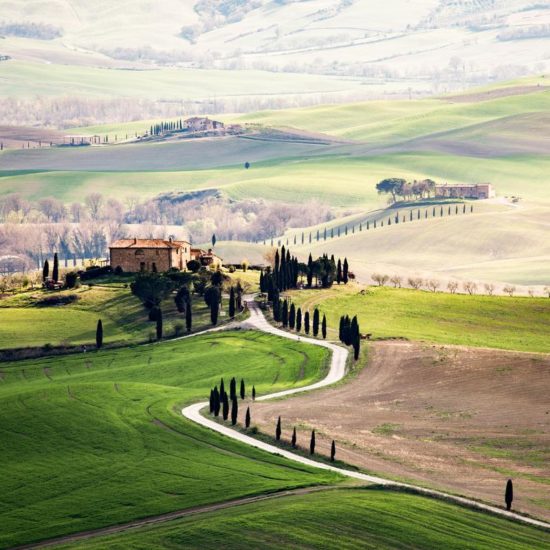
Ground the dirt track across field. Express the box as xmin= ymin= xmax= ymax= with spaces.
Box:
xmin=249 ymin=341 xmax=550 ymax=520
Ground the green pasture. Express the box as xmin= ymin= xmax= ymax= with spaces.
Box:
xmin=0 ymin=330 xmax=334 ymax=547
xmin=65 ymin=488 xmax=550 ymax=549
xmin=0 ymin=284 xmax=213 ymax=350
xmin=288 ymin=286 xmax=550 ymax=353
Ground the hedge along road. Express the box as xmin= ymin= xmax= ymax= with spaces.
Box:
xmin=183 ymin=299 xmax=550 ymax=531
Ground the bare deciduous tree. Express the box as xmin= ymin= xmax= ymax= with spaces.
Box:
xmin=390 ymin=275 xmax=402 ymax=288
xmin=408 ymin=277 xmax=423 ymax=290
xmin=372 ymin=273 xmax=389 ymax=286
xmin=463 ymin=281 xmax=477 ymax=295
xmin=85 ymin=193 xmax=104 ymax=220
xmin=447 ymin=281 xmax=458 ymax=294
xmin=427 ymin=279 xmax=440 ymax=292
xmin=503 ymin=284 xmax=516 ymax=297
xmin=484 ymin=283 xmax=495 ymax=296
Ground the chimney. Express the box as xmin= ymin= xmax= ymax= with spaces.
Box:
xmin=134 ymin=237 xmax=137 ymax=244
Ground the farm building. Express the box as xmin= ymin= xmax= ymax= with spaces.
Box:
xmin=109 ymin=239 xmax=222 ymax=272
xmin=435 ymin=183 xmax=495 ymax=199
xmin=185 ymin=117 xmax=225 ymax=132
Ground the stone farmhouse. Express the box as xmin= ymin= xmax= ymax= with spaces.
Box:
xmin=109 ymin=238 xmax=222 ymax=273
xmin=435 ymin=183 xmax=495 ymax=199
xmin=185 ymin=117 xmax=225 ymax=132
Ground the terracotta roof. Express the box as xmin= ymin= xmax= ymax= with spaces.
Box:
xmin=110 ymin=238 xmax=189 ymax=249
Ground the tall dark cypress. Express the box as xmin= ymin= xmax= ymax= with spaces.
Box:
xmin=304 ymin=311 xmax=310 ymax=335
xmin=156 ymin=308 xmax=163 ymax=340
xmin=322 ymin=314 xmax=327 ymax=339
xmin=96 ymin=319 xmax=103 ymax=349
xmin=42 ymin=259 xmax=49 ymax=281
xmin=210 ymin=299 xmax=218 ymax=325
xmin=296 ymin=308 xmax=302 ymax=332
xmin=52 ymin=252 xmax=59 ymax=282
xmin=213 ymin=386 xmax=220 ymax=416
xmin=276 ymin=416 xmax=282 ymax=441
xmin=230 ymin=377 xmax=236 ymax=400
xmin=337 ymin=259 xmax=342 ymax=284
xmin=505 ymin=479 xmax=514 ymax=511
xmin=291 ymin=427 xmax=297 ymax=448
xmin=186 ymin=301 xmax=192 ymax=332
xmin=231 ymin=397 xmax=238 ymax=426
xmin=245 ymin=407 xmax=251 ymax=428
xmin=339 ymin=316 xmax=344 ymax=342
xmin=252 ymin=385 xmax=256 ymax=400
xmin=240 ymin=379 xmax=245 ymax=399
xmin=343 ymin=258 xmax=349 ymax=284
xmin=307 ymin=253 xmax=313 ymax=288
xmin=313 ymin=309 xmax=320 ymax=337
xmin=331 ymin=440 xmax=336 ymax=462
xmin=289 ymin=303 xmax=296 ymax=330
xmin=282 ymin=299 xmax=289 ymax=327
xmin=310 ymin=430 xmax=316 ymax=455
xmin=229 ymin=287 xmax=236 ymax=318
xmin=220 ymin=378 xmax=225 ymax=398
xmin=222 ymin=392 xmax=229 ymax=421
xmin=209 ymin=389 xmax=214 ymax=414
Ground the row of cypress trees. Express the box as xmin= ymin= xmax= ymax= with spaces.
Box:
xmin=149 ymin=119 xmax=185 ymax=136
xmin=273 ymin=299 xmax=327 ymax=339
xmin=275 ymin=416 xmax=336 ymax=461
xmin=339 ymin=315 xmax=361 ymax=360
xmin=42 ymin=253 xmax=60 ymax=282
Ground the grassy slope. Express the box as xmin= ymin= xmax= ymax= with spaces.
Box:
xmin=0 ymin=283 xmax=214 ymax=350
xmin=0 ymin=330 xmax=335 ymax=547
xmin=65 ymin=488 xmax=550 ymax=550
xmin=288 ymin=285 xmax=550 ymax=353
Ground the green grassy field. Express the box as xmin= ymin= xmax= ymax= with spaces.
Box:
xmin=64 ymin=488 xmax=550 ymax=549
xmin=0 ymin=330 xmax=335 ymax=548
xmin=288 ymin=285 xmax=550 ymax=353
xmin=0 ymin=283 xmax=215 ymax=350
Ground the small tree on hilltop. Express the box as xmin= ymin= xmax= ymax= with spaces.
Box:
xmin=484 ymin=283 xmax=495 ymax=296
xmin=390 ymin=275 xmax=402 ymax=288
xmin=427 ymin=279 xmax=440 ymax=293
xmin=447 ymin=281 xmax=458 ymax=294
xmin=503 ymin=284 xmax=516 ymax=297
xmin=505 ymin=479 xmax=513 ymax=511
xmin=463 ymin=281 xmax=477 ymax=295
xmin=276 ymin=416 xmax=282 ymax=441
xmin=96 ymin=319 xmax=103 ymax=349
xmin=372 ymin=273 xmax=389 ymax=286
xmin=310 ymin=430 xmax=316 ymax=455
xmin=408 ymin=277 xmax=423 ymax=290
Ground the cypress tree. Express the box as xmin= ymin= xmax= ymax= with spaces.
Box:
xmin=310 ymin=430 xmax=316 ymax=455
xmin=229 ymin=287 xmax=236 ymax=318
xmin=222 ymin=392 xmax=229 ymax=421
xmin=96 ymin=319 xmax=103 ymax=349
xmin=296 ymin=308 xmax=302 ymax=332
xmin=252 ymin=385 xmax=256 ymax=400
xmin=231 ymin=397 xmax=238 ymax=426
xmin=276 ymin=416 xmax=282 ymax=441
xmin=220 ymin=378 xmax=225 ymax=398
xmin=210 ymin=299 xmax=218 ymax=325
xmin=230 ymin=377 xmax=236 ymax=400
xmin=304 ymin=311 xmax=310 ymax=335
xmin=209 ymin=389 xmax=214 ymax=413
xmin=313 ymin=308 xmax=320 ymax=337
xmin=291 ymin=427 xmax=297 ymax=448
xmin=52 ymin=252 xmax=59 ymax=282
xmin=186 ymin=301 xmax=192 ymax=332
xmin=339 ymin=316 xmax=344 ymax=342
xmin=322 ymin=315 xmax=327 ymax=339
xmin=42 ymin=259 xmax=49 ymax=281
xmin=470 ymin=204 xmax=473 ymax=213
xmin=343 ymin=258 xmax=349 ymax=284
xmin=156 ymin=308 xmax=163 ymax=340
xmin=289 ymin=303 xmax=296 ymax=329
xmin=505 ymin=479 xmax=514 ymax=511
xmin=337 ymin=259 xmax=342 ymax=284
xmin=331 ymin=440 xmax=336 ymax=462
xmin=240 ymin=378 xmax=245 ymax=399
xmin=463 ymin=203 xmax=466 ymax=214
xmin=353 ymin=330 xmax=361 ymax=360
xmin=282 ymin=299 xmax=289 ymax=327
xmin=245 ymin=406 xmax=251 ymax=428
xmin=213 ymin=386 xmax=220 ymax=416
xmin=307 ymin=254 xmax=313 ymax=288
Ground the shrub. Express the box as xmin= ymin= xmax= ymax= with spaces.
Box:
xmin=174 ymin=321 xmax=185 ymax=336
xmin=114 ymin=265 xmax=124 ymax=275
xmin=228 ymin=265 xmax=236 ymax=273
xmin=64 ymin=272 xmax=79 ymax=289
xmin=187 ymin=260 xmax=201 ymax=273
xmin=36 ymin=294 xmax=79 ymax=307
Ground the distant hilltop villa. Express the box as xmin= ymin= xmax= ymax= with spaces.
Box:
xmin=435 ymin=183 xmax=495 ymax=200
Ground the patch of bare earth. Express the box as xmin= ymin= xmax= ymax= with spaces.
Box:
xmin=249 ymin=341 xmax=550 ymax=520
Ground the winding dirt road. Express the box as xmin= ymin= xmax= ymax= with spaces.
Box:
xmin=183 ymin=300 xmax=550 ymax=531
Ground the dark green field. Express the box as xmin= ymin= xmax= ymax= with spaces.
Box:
xmin=64 ymin=488 xmax=550 ymax=549
xmin=0 ymin=331 xmax=335 ymax=548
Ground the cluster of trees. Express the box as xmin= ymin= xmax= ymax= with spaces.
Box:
xmin=208 ymin=377 xmax=254 ymax=427
xmin=339 ymin=315 xmax=361 ymax=360
xmin=376 ymin=178 xmax=437 ymax=203
xmin=272 ymin=297 xmax=327 ymax=339
xmin=149 ymin=120 xmax=185 ymax=136
xmin=0 ymin=21 xmax=63 ymax=39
